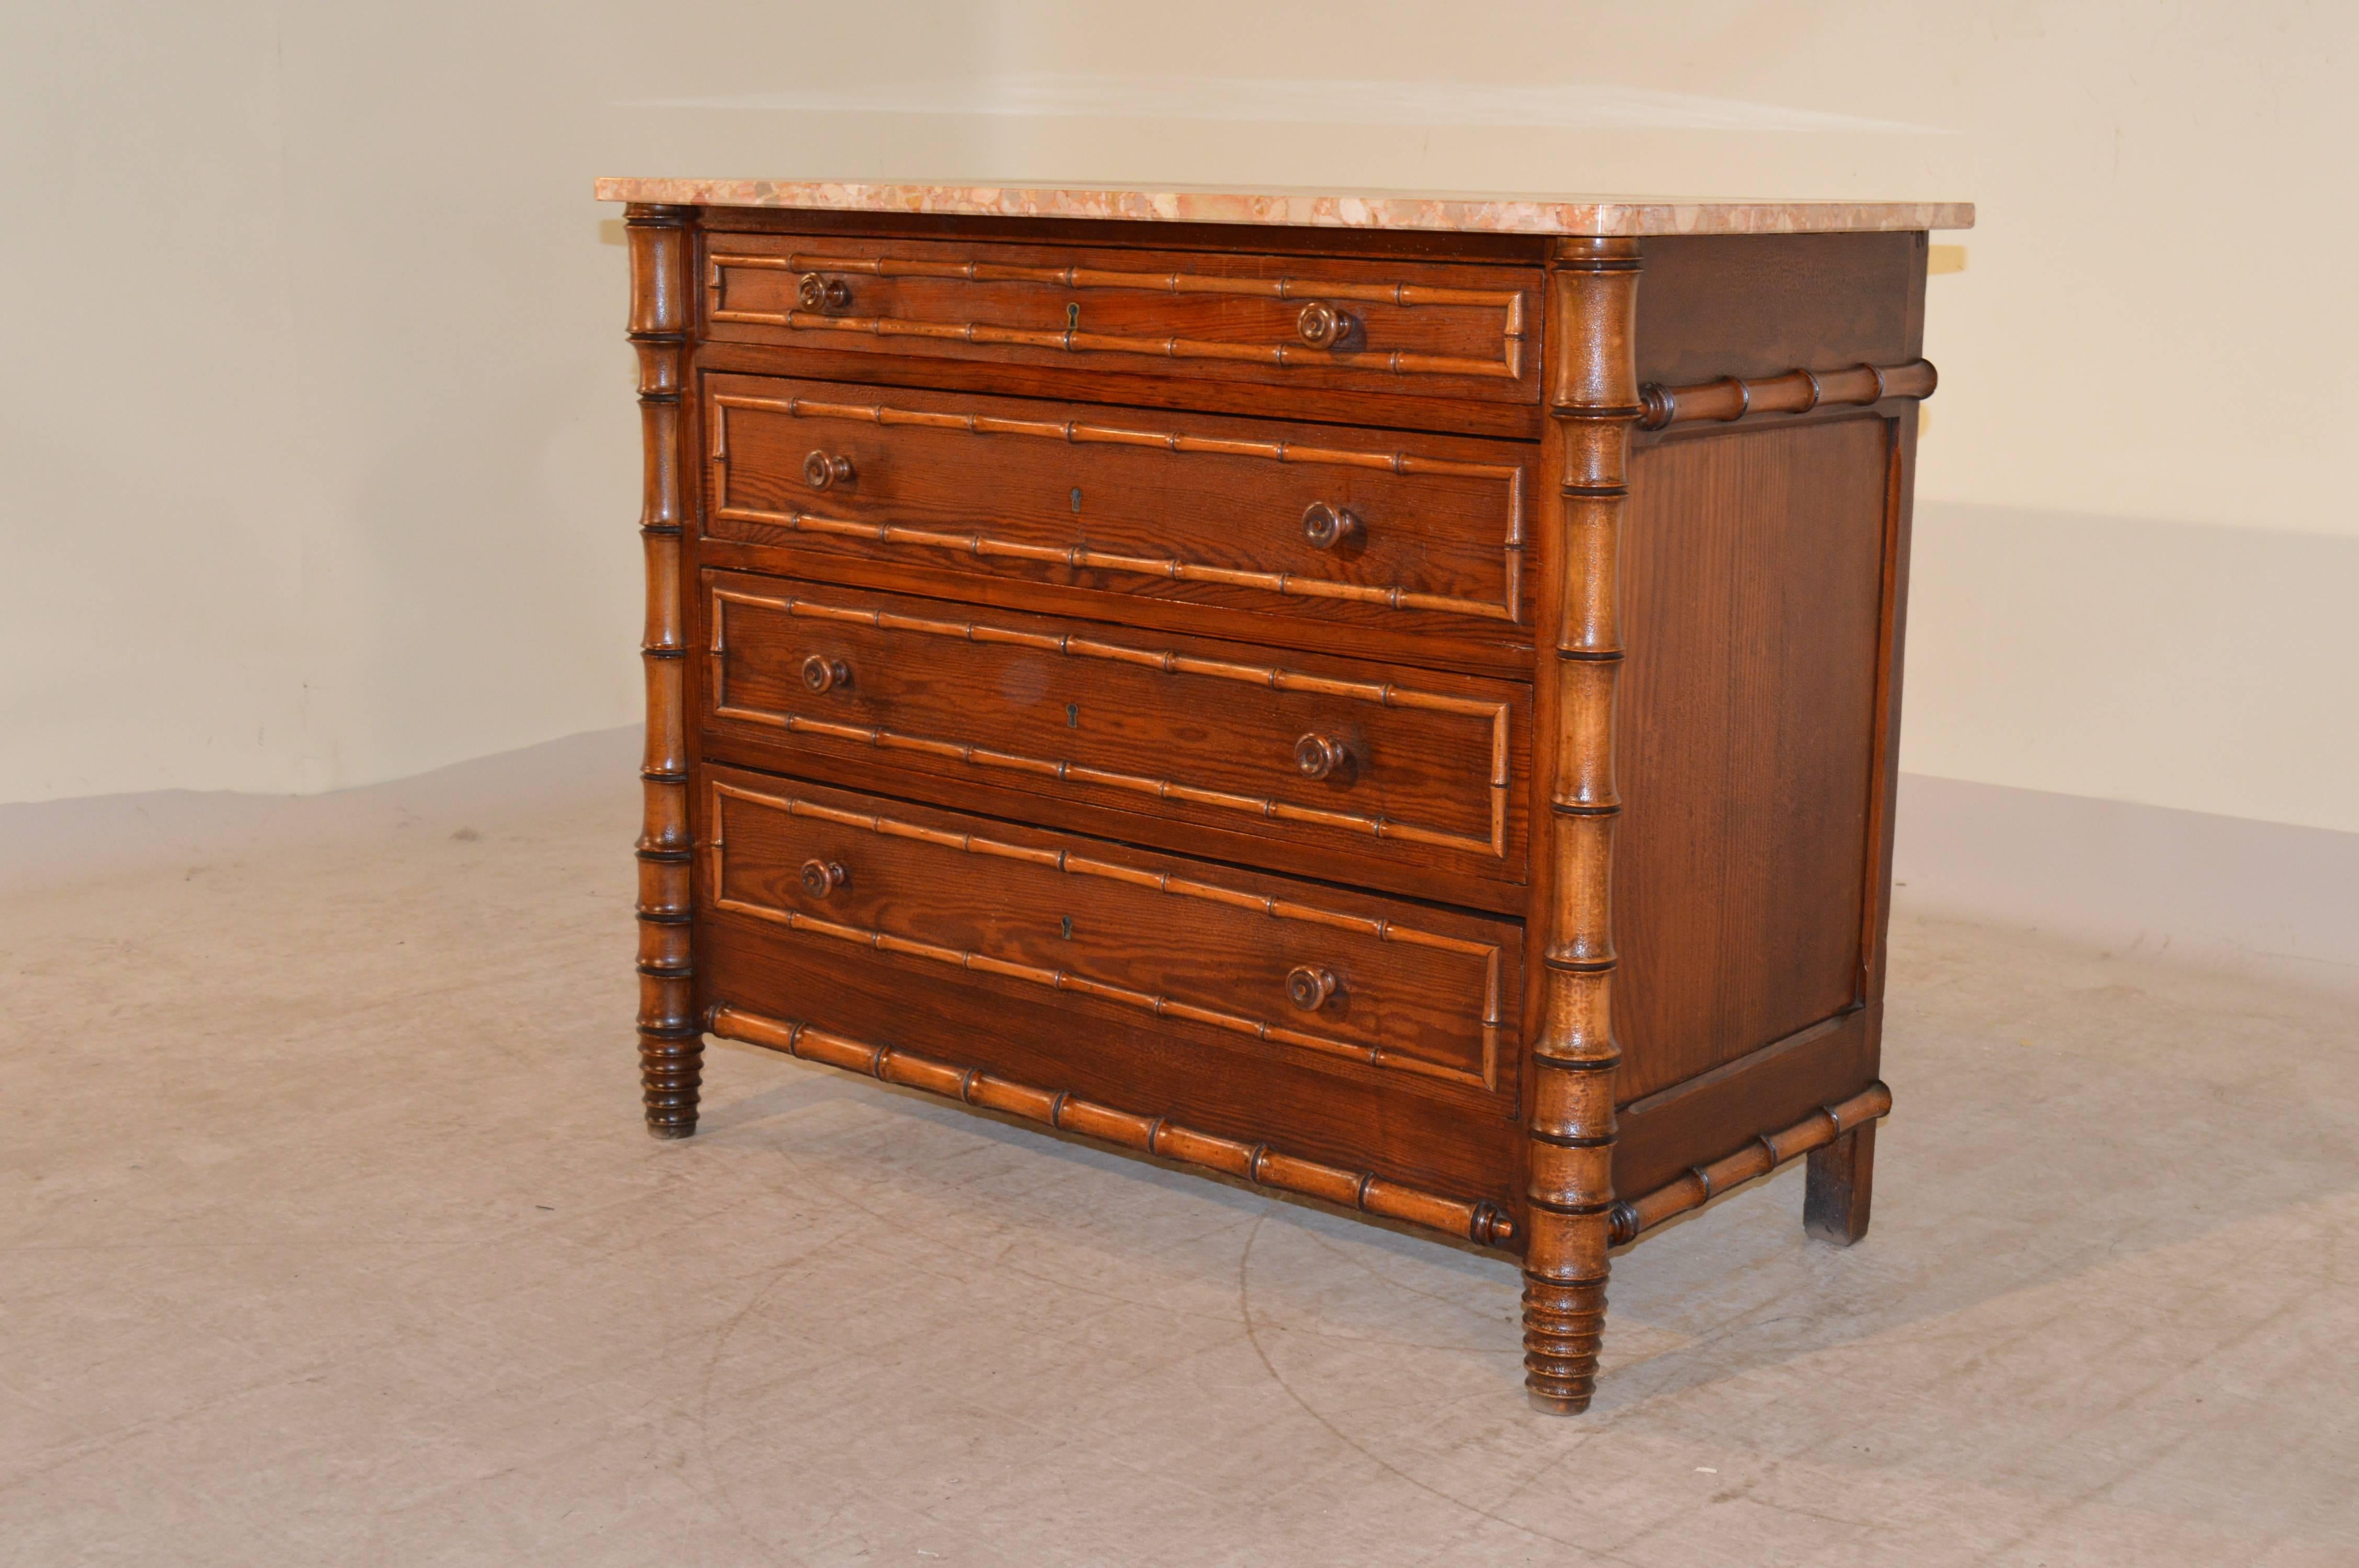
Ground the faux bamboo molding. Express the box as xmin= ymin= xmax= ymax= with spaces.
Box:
xmin=707 ymin=1004 xmax=1518 ymax=1248
xmin=1637 ymin=359 xmax=1937 ymax=430
xmin=708 ymin=389 xmax=1527 ymax=624
xmin=1609 ymin=1083 xmax=1893 ymax=1243
xmin=627 ymin=204 xmax=700 ymax=1139
xmin=706 ymin=778 xmax=1507 ymax=1090
xmin=707 ymin=251 xmax=1527 ymax=379
xmin=1524 ymin=236 xmax=1642 ymax=1415
xmin=706 ymin=583 xmax=1514 ymax=858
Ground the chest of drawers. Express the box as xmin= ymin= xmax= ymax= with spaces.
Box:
xmin=600 ymin=180 xmax=1972 ymax=1414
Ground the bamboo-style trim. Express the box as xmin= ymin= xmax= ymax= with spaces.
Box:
xmin=706 ymin=778 xmax=1506 ymax=1090
xmin=1522 ymin=236 xmax=1643 ymax=1416
xmin=1609 ymin=1083 xmax=1893 ymax=1243
xmin=707 ymin=390 xmax=1526 ymax=625
xmin=707 ymin=1004 xmax=1517 ymax=1247
xmin=1637 ymin=359 xmax=1937 ymax=430
xmin=627 ymin=203 xmax=700 ymax=1139
xmin=706 ymin=583 xmax=1514 ymax=859
xmin=707 ymin=251 xmax=1527 ymax=379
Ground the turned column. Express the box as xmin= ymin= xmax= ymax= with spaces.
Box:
xmin=1524 ymin=236 xmax=1641 ymax=1414
xmin=627 ymin=203 xmax=701 ymax=1137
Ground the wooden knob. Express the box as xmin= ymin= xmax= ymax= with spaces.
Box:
xmin=1296 ymin=301 xmax=1358 ymax=349
xmin=796 ymin=273 xmax=851 ymax=310
xmin=801 ymin=654 xmax=849 ymax=694
xmin=799 ymin=859 xmax=847 ymax=898
xmin=803 ymin=450 xmax=854 ymax=490
xmin=1295 ymin=733 xmax=1350 ymax=781
xmin=1285 ymin=965 xmax=1338 ymax=1012
xmin=1300 ymin=502 xmax=1361 ymax=550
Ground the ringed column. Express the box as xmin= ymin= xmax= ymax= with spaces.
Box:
xmin=627 ymin=203 xmax=701 ymax=1138
xmin=1524 ymin=236 xmax=1641 ymax=1414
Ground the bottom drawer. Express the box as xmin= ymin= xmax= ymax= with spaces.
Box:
xmin=696 ymin=766 xmax=1522 ymax=1205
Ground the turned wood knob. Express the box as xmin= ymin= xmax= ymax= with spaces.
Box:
xmin=803 ymin=450 xmax=855 ymax=490
xmin=1296 ymin=301 xmax=1358 ymax=349
xmin=1295 ymin=733 xmax=1351 ymax=781
xmin=1300 ymin=502 xmax=1361 ymax=550
xmin=1285 ymin=965 xmax=1338 ymax=1012
xmin=796 ymin=273 xmax=851 ymax=310
xmin=800 ymin=654 xmax=849 ymax=694
xmin=799 ymin=859 xmax=847 ymax=898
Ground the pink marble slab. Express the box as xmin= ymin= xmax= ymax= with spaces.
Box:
xmin=593 ymin=178 xmax=1973 ymax=236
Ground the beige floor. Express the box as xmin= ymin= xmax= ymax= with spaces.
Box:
xmin=4 ymin=732 xmax=2354 ymax=1567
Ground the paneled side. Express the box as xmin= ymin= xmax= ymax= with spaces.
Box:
xmin=1613 ymin=417 xmax=1891 ymax=1100
xmin=1634 ymin=233 xmax=1925 ymax=387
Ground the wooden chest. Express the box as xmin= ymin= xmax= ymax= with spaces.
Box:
xmin=601 ymin=180 xmax=1972 ymax=1413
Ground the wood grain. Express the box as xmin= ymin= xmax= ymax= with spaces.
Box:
xmin=606 ymin=204 xmax=1949 ymax=1417
xmin=703 ymin=232 xmax=1541 ymax=405
xmin=703 ymin=768 xmax=1520 ymax=1092
xmin=702 ymin=373 xmax=1537 ymax=656
xmin=1634 ymin=233 xmax=1923 ymax=386
xmin=1613 ymin=417 xmax=1891 ymax=1101
xmin=1612 ymin=1081 xmax=1891 ymax=1242
xmin=1522 ymin=236 xmax=1641 ymax=1415
xmin=709 ymin=1005 xmax=1517 ymax=1248
xmin=626 ymin=203 xmax=701 ymax=1139
xmin=698 ymin=571 xmax=1528 ymax=898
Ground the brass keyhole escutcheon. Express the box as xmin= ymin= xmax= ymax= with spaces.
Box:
xmin=1067 ymin=302 xmax=1080 ymax=330
xmin=1060 ymin=915 xmax=1074 ymax=940
xmin=1066 ymin=703 xmax=1080 ymax=728
xmin=1070 ymin=486 xmax=1082 ymax=513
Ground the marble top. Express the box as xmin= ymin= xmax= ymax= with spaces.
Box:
xmin=593 ymin=179 xmax=1973 ymax=237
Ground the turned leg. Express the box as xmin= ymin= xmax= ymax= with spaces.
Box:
xmin=1522 ymin=963 xmax=1618 ymax=1415
xmin=1804 ymin=1121 xmax=1876 ymax=1244
xmin=1523 ymin=1258 xmax=1610 ymax=1415
xmin=639 ymin=1019 xmax=702 ymax=1138
xmin=627 ymin=202 xmax=701 ymax=1139
xmin=1524 ymin=236 xmax=1642 ymax=1414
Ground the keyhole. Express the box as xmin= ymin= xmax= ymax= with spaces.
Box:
xmin=1066 ymin=703 xmax=1080 ymax=728
xmin=1067 ymin=302 xmax=1080 ymax=330
xmin=1069 ymin=487 xmax=1082 ymax=513
xmin=1060 ymin=915 xmax=1074 ymax=940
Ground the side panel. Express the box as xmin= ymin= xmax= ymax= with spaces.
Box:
xmin=1613 ymin=416 xmax=1893 ymax=1100
xmin=1634 ymin=232 xmax=1925 ymax=386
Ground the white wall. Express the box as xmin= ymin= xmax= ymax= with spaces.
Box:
xmin=5 ymin=2 xmax=2355 ymax=833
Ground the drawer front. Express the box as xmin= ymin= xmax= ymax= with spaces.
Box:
xmin=703 ymin=374 xmax=1536 ymax=650
xmin=701 ymin=573 xmax=1529 ymax=895
xmin=702 ymin=769 xmax=1519 ymax=1093
xmin=702 ymin=233 xmax=1541 ymax=405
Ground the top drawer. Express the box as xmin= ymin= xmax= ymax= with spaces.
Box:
xmin=700 ymin=232 xmax=1543 ymax=407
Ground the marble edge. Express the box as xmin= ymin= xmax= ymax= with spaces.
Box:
xmin=593 ymin=178 xmax=1973 ymax=235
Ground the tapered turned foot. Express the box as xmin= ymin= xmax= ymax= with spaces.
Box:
xmin=640 ymin=1027 xmax=703 ymax=1139
xmin=1804 ymin=1121 xmax=1876 ymax=1244
xmin=1522 ymin=1272 xmax=1608 ymax=1414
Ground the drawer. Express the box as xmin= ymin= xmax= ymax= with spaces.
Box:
xmin=702 ymin=374 xmax=1538 ymax=655
xmin=700 ymin=572 xmax=1529 ymax=899
xmin=701 ymin=232 xmax=1541 ymax=406
xmin=700 ymin=769 xmax=1520 ymax=1094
